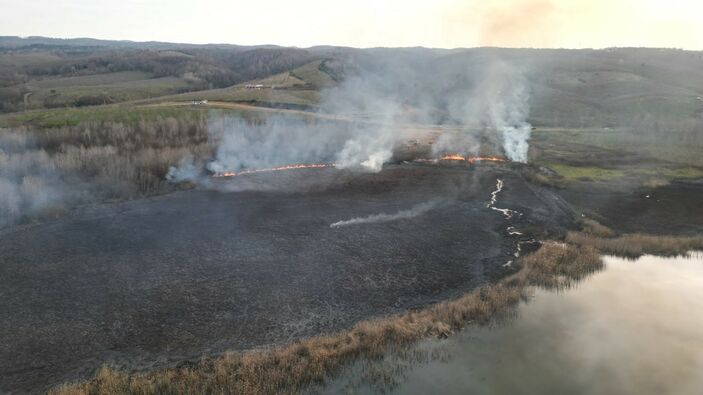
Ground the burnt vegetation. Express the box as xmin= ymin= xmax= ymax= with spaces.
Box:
xmin=50 ymin=242 xmax=602 ymax=395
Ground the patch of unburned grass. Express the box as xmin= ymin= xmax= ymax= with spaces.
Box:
xmin=566 ymin=231 xmax=703 ymax=257
xmin=535 ymin=126 xmax=703 ymax=168
xmin=548 ymin=163 xmax=625 ymax=181
xmin=0 ymin=113 xmax=215 ymax=226
xmin=578 ymin=218 xmax=616 ymax=238
xmin=51 ymin=242 xmax=602 ymax=395
xmin=522 ymin=242 xmax=603 ymax=289
xmin=540 ymin=161 xmax=703 ymax=186
xmin=656 ymin=167 xmax=703 ymax=179
xmin=0 ymin=105 xmax=207 ymax=128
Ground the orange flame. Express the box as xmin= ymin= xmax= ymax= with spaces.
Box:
xmin=437 ymin=154 xmax=506 ymax=164
xmin=212 ymin=155 xmax=507 ymax=179
xmin=440 ymin=154 xmax=467 ymax=161
xmin=467 ymin=156 xmax=505 ymax=164
xmin=212 ymin=163 xmax=335 ymax=178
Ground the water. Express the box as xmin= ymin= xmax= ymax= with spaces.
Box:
xmin=322 ymin=253 xmax=703 ymax=395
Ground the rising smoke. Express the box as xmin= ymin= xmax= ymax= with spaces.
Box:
xmin=0 ymin=132 xmax=72 ymax=227
xmin=486 ymin=63 xmax=532 ymax=163
xmin=167 ymin=52 xmax=534 ymax=184
xmin=443 ymin=58 xmax=533 ymax=162
xmin=330 ymin=199 xmax=442 ymax=228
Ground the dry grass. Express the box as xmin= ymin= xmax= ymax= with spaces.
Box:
xmin=51 ymin=242 xmax=602 ymax=395
xmin=522 ymin=241 xmax=603 ymax=289
xmin=0 ymin=115 xmax=214 ymax=225
xmin=578 ymin=218 xmax=616 ymax=238
xmin=3 ymin=115 xmax=212 ymax=193
xmin=566 ymin=231 xmax=703 ymax=257
xmin=521 ymin=166 xmax=555 ymax=187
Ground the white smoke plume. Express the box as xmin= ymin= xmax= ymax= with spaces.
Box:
xmin=320 ymin=71 xmax=405 ymax=172
xmin=438 ymin=56 xmax=533 ymax=162
xmin=330 ymin=200 xmax=441 ymax=228
xmin=166 ymin=155 xmax=200 ymax=182
xmin=431 ymin=128 xmax=482 ymax=158
xmin=0 ymin=131 xmax=69 ymax=227
xmin=334 ymin=138 xmax=393 ymax=172
xmin=483 ymin=61 xmax=532 ymax=162
xmin=167 ymin=51 xmax=536 ymax=183
xmin=168 ymin=106 xmax=405 ymax=182
xmin=500 ymin=124 xmax=531 ymax=163
xmin=173 ymin=58 xmax=413 ymax=180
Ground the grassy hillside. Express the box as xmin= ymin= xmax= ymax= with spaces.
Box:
xmin=4 ymin=39 xmax=701 ymax=127
xmin=425 ymin=48 xmax=703 ymax=127
xmin=0 ymin=39 xmax=320 ymax=112
xmin=138 ymin=60 xmax=335 ymax=110
xmin=14 ymin=71 xmax=194 ymax=110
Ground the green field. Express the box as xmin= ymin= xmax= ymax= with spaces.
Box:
xmin=533 ymin=127 xmax=703 ymax=168
xmin=0 ymin=104 xmax=207 ymax=128
xmin=15 ymin=71 xmax=193 ymax=110
xmin=139 ymin=61 xmax=332 ymax=109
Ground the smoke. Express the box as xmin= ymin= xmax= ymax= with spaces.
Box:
xmin=166 ymin=155 xmax=200 ymax=182
xmin=201 ymin=114 xmax=399 ymax=178
xmin=206 ymin=117 xmax=336 ymax=174
xmin=500 ymin=125 xmax=531 ymax=163
xmin=169 ymin=97 xmax=407 ymax=182
xmin=485 ymin=63 xmax=532 ymax=162
xmin=167 ymin=51 xmax=535 ymax=184
xmin=330 ymin=199 xmax=441 ymax=228
xmin=431 ymin=129 xmax=482 ymax=158
xmin=167 ymin=54 xmax=427 ymax=180
xmin=335 ymin=139 xmax=393 ymax=172
xmin=444 ymin=59 xmax=533 ymax=162
xmin=0 ymin=131 xmax=70 ymax=227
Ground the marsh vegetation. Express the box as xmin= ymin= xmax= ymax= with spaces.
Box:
xmin=566 ymin=231 xmax=703 ymax=257
xmin=0 ymin=112 xmax=211 ymax=226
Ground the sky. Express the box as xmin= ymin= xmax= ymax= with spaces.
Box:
xmin=1 ymin=0 xmax=702 ymax=49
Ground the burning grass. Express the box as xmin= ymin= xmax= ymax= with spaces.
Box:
xmin=437 ymin=153 xmax=506 ymax=164
xmin=213 ymin=163 xmax=335 ymax=178
xmin=566 ymin=231 xmax=703 ymax=258
xmin=51 ymin=242 xmax=602 ymax=395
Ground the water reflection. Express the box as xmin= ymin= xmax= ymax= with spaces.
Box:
xmin=320 ymin=253 xmax=703 ymax=395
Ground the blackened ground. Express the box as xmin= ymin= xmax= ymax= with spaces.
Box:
xmin=0 ymin=164 xmax=572 ymax=394
xmin=558 ymin=180 xmax=703 ymax=235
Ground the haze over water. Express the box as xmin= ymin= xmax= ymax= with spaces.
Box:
xmin=325 ymin=253 xmax=703 ymax=394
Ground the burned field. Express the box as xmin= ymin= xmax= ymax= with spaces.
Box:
xmin=559 ymin=180 xmax=703 ymax=236
xmin=0 ymin=163 xmax=574 ymax=394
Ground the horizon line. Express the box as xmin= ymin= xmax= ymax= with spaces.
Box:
xmin=1 ymin=34 xmax=698 ymax=52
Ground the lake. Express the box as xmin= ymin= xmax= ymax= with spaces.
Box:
xmin=321 ymin=253 xmax=703 ymax=395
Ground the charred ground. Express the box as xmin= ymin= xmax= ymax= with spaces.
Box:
xmin=0 ymin=163 xmax=571 ymax=393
